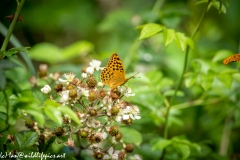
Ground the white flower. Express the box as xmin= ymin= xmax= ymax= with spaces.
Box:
xmin=78 ymin=87 xmax=89 ymax=97
xmin=103 ymin=147 xmax=120 ymax=160
xmin=41 ymin=85 xmax=51 ymax=94
xmin=86 ymin=67 xmax=94 ymax=75
xmin=89 ymin=59 xmax=102 ymax=71
xmin=129 ymin=154 xmax=142 ymax=160
xmin=81 ymin=72 xmax=87 ymax=78
xmin=39 ymin=64 xmax=48 ymax=71
xmin=58 ymin=72 xmax=75 ymax=84
xmin=97 ymin=82 xmax=104 ymax=87
xmin=116 ymin=105 xmax=141 ymax=122
xmin=60 ymin=90 xmax=70 ymax=105
xmin=118 ymin=86 xmax=135 ymax=97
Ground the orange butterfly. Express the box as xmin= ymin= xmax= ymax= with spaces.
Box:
xmin=223 ymin=54 xmax=240 ymax=65
xmin=100 ymin=53 xmax=138 ymax=89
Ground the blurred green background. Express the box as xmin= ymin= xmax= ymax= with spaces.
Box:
xmin=1 ymin=0 xmax=240 ymax=159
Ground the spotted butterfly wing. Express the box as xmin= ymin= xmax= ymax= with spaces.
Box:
xmin=223 ymin=54 xmax=240 ymax=65
xmin=100 ymin=53 xmax=136 ymax=88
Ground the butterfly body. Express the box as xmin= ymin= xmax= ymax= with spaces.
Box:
xmin=100 ymin=53 xmax=137 ymax=88
xmin=223 ymin=54 xmax=240 ymax=65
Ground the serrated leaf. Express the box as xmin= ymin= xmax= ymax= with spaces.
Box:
xmin=5 ymin=47 xmax=30 ymax=57
xmin=211 ymin=1 xmax=226 ymax=14
xmin=216 ymin=74 xmax=232 ymax=89
xmin=21 ymin=132 xmax=38 ymax=148
xmin=24 ymin=105 xmax=45 ymax=128
xmin=152 ymin=139 xmax=172 ymax=151
xmin=163 ymin=28 xmax=175 ymax=46
xmin=138 ymin=23 xmax=164 ymax=40
xmin=14 ymin=131 xmax=38 ymax=150
xmin=0 ymin=59 xmax=19 ymax=70
xmin=120 ymin=127 xmax=142 ymax=145
xmin=58 ymin=106 xmax=81 ymax=125
xmin=200 ymin=71 xmax=214 ymax=91
xmin=175 ymin=32 xmax=187 ymax=51
xmin=176 ymin=144 xmax=190 ymax=160
xmin=44 ymin=105 xmax=62 ymax=125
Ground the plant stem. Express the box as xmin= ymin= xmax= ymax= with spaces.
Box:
xmin=152 ymin=0 xmax=165 ymax=14
xmin=164 ymin=1 xmax=210 ymax=139
xmin=0 ymin=0 xmax=26 ymax=59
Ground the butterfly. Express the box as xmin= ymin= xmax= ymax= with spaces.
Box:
xmin=223 ymin=54 xmax=240 ymax=65
xmin=100 ymin=53 xmax=138 ymax=89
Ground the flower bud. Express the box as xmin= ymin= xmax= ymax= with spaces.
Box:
xmin=118 ymin=151 xmax=126 ymax=160
xmin=54 ymin=84 xmax=63 ymax=93
xmin=123 ymin=118 xmax=132 ymax=126
xmin=86 ymin=76 xmax=97 ymax=88
xmin=88 ymin=91 xmax=98 ymax=102
xmin=99 ymin=89 xmax=107 ymax=99
xmin=115 ymin=132 xmax=123 ymax=141
xmin=110 ymin=106 xmax=119 ymax=116
xmin=93 ymin=151 xmax=104 ymax=160
xmin=54 ymin=127 xmax=64 ymax=137
xmin=78 ymin=129 xmax=89 ymax=139
xmin=69 ymin=89 xmax=78 ymax=99
xmin=25 ymin=119 xmax=34 ymax=129
xmin=41 ymin=85 xmax=51 ymax=94
xmin=125 ymin=144 xmax=134 ymax=153
xmin=88 ymin=108 xmax=97 ymax=117
xmin=108 ymin=126 xmax=119 ymax=136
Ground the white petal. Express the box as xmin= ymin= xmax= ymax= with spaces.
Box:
xmin=108 ymin=147 xmax=114 ymax=155
xmin=122 ymin=114 xmax=130 ymax=120
xmin=58 ymin=78 xmax=67 ymax=83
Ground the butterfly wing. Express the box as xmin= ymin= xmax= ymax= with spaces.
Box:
xmin=223 ymin=54 xmax=240 ymax=65
xmin=100 ymin=67 xmax=114 ymax=85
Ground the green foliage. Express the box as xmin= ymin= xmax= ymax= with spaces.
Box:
xmin=0 ymin=0 xmax=240 ymax=159
xmin=30 ymin=41 xmax=94 ymax=64
xmin=137 ymin=23 xmax=194 ymax=51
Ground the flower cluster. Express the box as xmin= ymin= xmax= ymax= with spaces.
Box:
xmin=37 ymin=59 xmax=141 ymax=160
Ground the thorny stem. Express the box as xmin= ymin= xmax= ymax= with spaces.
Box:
xmin=161 ymin=1 xmax=211 ymax=160
xmin=0 ymin=0 xmax=26 ymax=59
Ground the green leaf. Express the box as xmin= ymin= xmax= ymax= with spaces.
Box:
xmin=62 ymin=41 xmax=94 ymax=59
xmin=152 ymin=138 xmax=172 ymax=151
xmin=44 ymin=101 xmax=62 ymax=125
xmin=24 ymin=105 xmax=45 ymax=128
xmin=29 ymin=43 xmax=63 ymax=64
xmin=163 ymin=28 xmax=175 ymax=46
xmin=41 ymin=136 xmax=56 ymax=152
xmin=138 ymin=23 xmax=164 ymax=40
xmin=195 ymin=0 xmax=208 ymax=6
xmin=5 ymin=47 xmax=31 ymax=57
xmin=15 ymin=131 xmax=38 ymax=150
xmin=0 ymin=59 xmax=19 ymax=70
xmin=184 ymin=72 xmax=197 ymax=87
xmin=200 ymin=71 xmax=214 ymax=91
xmin=0 ymin=70 xmax=6 ymax=90
xmin=176 ymin=143 xmax=191 ymax=160
xmin=211 ymin=1 xmax=227 ymax=14
xmin=120 ymin=127 xmax=142 ymax=145
xmin=216 ymin=74 xmax=232 ymax=89
xmin=212 ymin=49 xmax=233 ymax=63
xmin=175 ymin=32 xmax=187 ymax=51
xmin=58 ymin=106 xmax=81 ymax=125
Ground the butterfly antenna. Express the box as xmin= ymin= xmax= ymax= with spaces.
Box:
xmin=131 ymin=72 xmax=140 ymax=79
